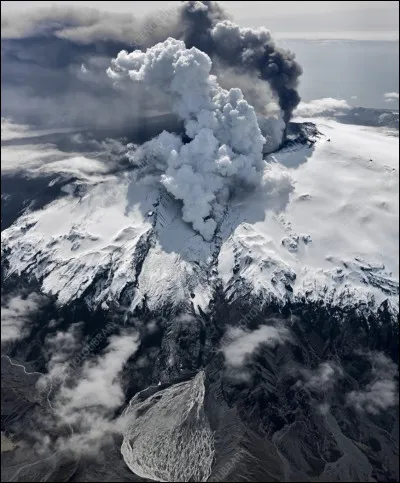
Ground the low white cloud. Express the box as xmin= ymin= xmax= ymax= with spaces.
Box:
xmin=298 ymin=361 xmax=342 ymax=392
xmin=1 ymin=292 xmax=44 ymax=344
xmin=223 ymin=324 xmax=291 ymax=368
xmin=384 ymin=92 xmax=399 ymax=101
xmin=294 ymin=98 xmax=351 ymax=117
xmin=1 ymin=117 xmax=31 ymax=141
xmin=346 ymin=351 xmax=398 ymax=415
xmin=347 ymin=379 xmax=398 ymax=414
xmin=1 ymin=118 xmax=128 ymax=179
xmin=32 ymin=328 xmax=140 ymax=456
xmin=59 ymin=332 xmax=139 ymax=411
xmin=318 ymin=403 xmax=331 ymax=415
xmin=1 ymin=117 xmax=77 ymax=142
xmin=42 ymin=323 xmax=83 ymax=381
xmin=1 ymin=141 xmax=113 ymax=179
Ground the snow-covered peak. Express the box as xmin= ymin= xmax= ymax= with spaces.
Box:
xmin=2 ymin=119 xmax=398 ymax=318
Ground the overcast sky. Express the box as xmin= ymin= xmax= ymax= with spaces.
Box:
xmin=2 ymin=1 xmax=399 ymax=40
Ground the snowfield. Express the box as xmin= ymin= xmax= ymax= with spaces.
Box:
xmin=2 ymin=118 xmax=398 ymax=316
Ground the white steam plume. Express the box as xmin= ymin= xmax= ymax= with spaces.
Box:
xmin=108 ymin=38 xmax=285 ymax=240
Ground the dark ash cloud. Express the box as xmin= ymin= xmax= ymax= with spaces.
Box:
xmin=179 ymin=1 xmax=303 ymax=122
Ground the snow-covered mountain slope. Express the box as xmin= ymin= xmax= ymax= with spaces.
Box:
xmin=2 ymin=119 xmax=398 ymax=317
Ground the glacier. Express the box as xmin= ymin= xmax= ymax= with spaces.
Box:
xmin=2 ymin=118 xmax=398 ymax=319
xmin=121 ymin=371 xmax=214 ymax=482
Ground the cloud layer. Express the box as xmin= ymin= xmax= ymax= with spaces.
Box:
xmin=35 ymin=327 xmax=140 ymax=456
xmin=384 ymin=92 xmax=399 ymax=103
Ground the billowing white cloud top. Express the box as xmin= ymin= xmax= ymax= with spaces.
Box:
xmin=107 ymin=38 xmax=279 ymax=240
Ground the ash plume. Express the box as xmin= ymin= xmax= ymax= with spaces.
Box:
xmin=179 ymin=1 xmax=303 ymax=124
xmin=107 ymin=39 xmax=263 ymax=240
xmin=107 ymin=38 xmax=292 ymax=241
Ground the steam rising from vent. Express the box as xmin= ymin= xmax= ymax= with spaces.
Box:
xmin=107 ymin=38 xmax=291 ymax=240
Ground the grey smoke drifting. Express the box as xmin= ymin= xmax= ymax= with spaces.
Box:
xmin=1 ymin=1 xmax=301 ymax=134
xmin=0 ymin=5 xmax=179 ymax=133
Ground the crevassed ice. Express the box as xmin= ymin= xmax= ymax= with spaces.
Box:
xmin=121 ymin=371 xmax=214 ymax=482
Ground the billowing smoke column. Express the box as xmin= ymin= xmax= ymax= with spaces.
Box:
xmin=1 ymin=0 xmax=296 ymax=240
xmin=107 ymin=38 xmax=275 ymax=241
xmin=179 ymin=1 xmax=303 ymax=124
